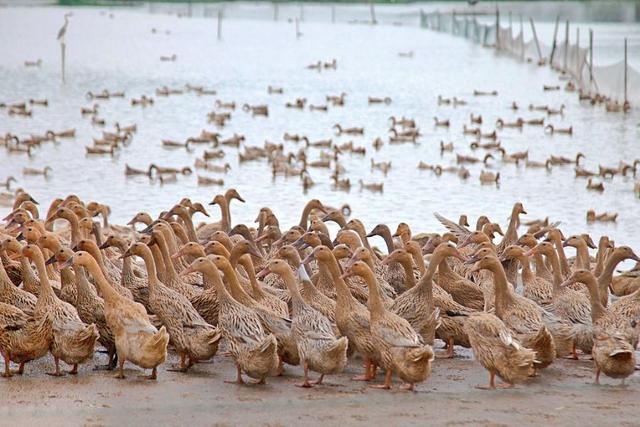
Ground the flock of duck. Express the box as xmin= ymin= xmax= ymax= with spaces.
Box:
xmin=0 ymin=191 xmax=639 ymax=391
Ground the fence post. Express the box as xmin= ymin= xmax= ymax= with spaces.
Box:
xmin=530 ymin=18 xmax=542 ymax=63
xmin=549 ymin=15 xmax=559 ymax=65
xmin=60 ymin=42 xmax=66 ymax=84
xmin=369 ymin=0 xmax=376 ymax=24
xmin=563 ymin=20 xmax=569 ymax=73
xmin=217 ymin=8 xmax=222 ymax=41
xmin=624 ymin=38 xmax=628 ymax=104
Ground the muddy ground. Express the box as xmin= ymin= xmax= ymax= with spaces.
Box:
xmin=1 ymin=343 xmax=638 ymax=427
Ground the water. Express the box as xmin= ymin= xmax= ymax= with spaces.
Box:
xmin=0 ymin=4 xmax=639 ymax=259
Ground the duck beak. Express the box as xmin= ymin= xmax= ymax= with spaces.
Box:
xmin=301 ymin=253 xmax=314 ymax=265
xmin=454 ymin=252 xmax=468 ymax=262
xmin=16 ymin=232 xmax=24 ymax=242
xmin=468 ymin=263 xmax=481 ymax=274
xmin=29 ymin=197 xmax=39 ymax=205
xmin=560 ymin=278 xmax=575 ymax=288
xmin=59 ymin=256 xmax=73 ymax=270
xmin=464 ymin=255 xmax=478 ymax=265
xmin=256 ymin=268 xmax=269 ymax=279
xmin=98 ymin=242 xmax=109 ymax=250
xmin=171 ymin=250 xmax=183 ymax=260
xmin=631 ymin=251 xmax=640 ymax=262
xmin=120 ymin=248 xmax=133 ymax=259
xmin=458 ymin=235 xmax=472 ymax=249
xmin=45 ymin=255 xmax=57 ymax=266
xmin=181 ymin=265 xmax=195 ymax=276
xmin=340 ymin=270 xmax=352 ymax=280
xmin=126 ymin=217 xmax=136 ymax=226
xmin=247 ymin=245 xmax=263 ymax=260
xmin=523 ymin=249 xmax=534 ymax=257
xmin=381 ymin=256 xmax=392 ymax=266
xmin=236 ymin=195 xmax=246 ymax=203
xmin=562 ymin=241 xmax=569 ymax=248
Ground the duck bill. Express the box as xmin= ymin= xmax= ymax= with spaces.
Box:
xmin=560 ymin=278 xmax=575 ymax=288
xmin=458 ymin=236 xmax=472 ymax=249
xmin=256 ymin=268 xmax=269 ymax=279
xmin=171 ymin=250 xmax=183 ymax=260
xmin=301 ymin=253 xmax=314 ymax=265
xmin=247 ymin=245 xmax=263 ymax=260
xmin=339 ymin=271 xmax=352 ymax=280
xmin=58 ymin=257 xmax=73 ymax=270
xmin=181 ymin=265 xmax=195 ymax=276
xmin=45 ymin=255 xmax=57 ymax=266
xmin=98 ymin=242 xmax=109 ymax=250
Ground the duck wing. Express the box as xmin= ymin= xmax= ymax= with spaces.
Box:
xmin=434 ymin=212 xmax=472 ymax=241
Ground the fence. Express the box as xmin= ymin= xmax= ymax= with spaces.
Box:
xmin=421 ymin=9 xmax=636 ymax=110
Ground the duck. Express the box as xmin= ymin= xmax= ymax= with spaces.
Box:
xmin=124 ymin=242 xmax=221 ymax=372
xmin=500 ymin=245 xmax=552 ymax=306
xmin=549 ymin=152 xmax=585 ymax=166
xmin=368 ymin=96 xmax=392 ymax=105
xmin=183 ymin=257 xmax=278 ymax=384
xmin=333 ymin=124 xmax=364 ymax=135
xmin=561 ymin=270 xmax=636 ymax=384
xmin=258 ymin=260 xmax=348 ymax=387
xmin=304 ymin=246 xmax=381 ymax=381
xmin=469 ymin=254 xmax=559 ymax=370
xmin=63 ymin=251 xmax=169 ymax=379
xmin=440 ymin=141 xmax=453 ymax=152
xmin=433 ymin=117 xmax=450 ymax=127
xmin=495 ymin=118 xmax=523 ymax=129
xmin=527 ymin=242 xmax=593 ymax=357
xmin=586 ymin=210 xmax=617 ymax=223
xmin=545 ymin=124 xmax=573 ymax=135
xmin=23 ymin=245 xmax=99 ymax=376
xmin=22 ymin=166 xmax=52 ymax=176
xmin=473 ymin=90 xmax=498 ymax=96
xmin=342 ymin=261 xmax=434 ymax=391
xmin=479 ymin=170 xmax=499 ymax=184
xmin=525 ymin=159 xmax=552 ymax=170
xmin=457 ymin=310 xmax=536 ymax=389
xmin=359 ymin=180 xmax=383 ymax=193
xmin=197 ymin=176 xmax=224 ymax=186
xmin=586 ymin=178 xmax=605 ymax=192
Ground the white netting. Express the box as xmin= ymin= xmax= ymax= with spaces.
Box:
xmin=421 ymin=10 xmax=637 ymax=106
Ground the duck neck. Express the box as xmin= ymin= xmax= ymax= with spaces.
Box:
xmin=156 ymin=235 xmax=179 ymax=281
xmin=0 ymin=258 xmax=13 ymax=289
xmin=583 ymin=275 xmax=606 ymax=322
xmin=597 ymin=253 xmax=624 ymax=307
xmin=221 ymin=264 xmax=252 ymax=304
xmin=66 ymin=215 xmax=80 ymax=247
xmin=239 ymin=256 xmax=262 ymax=297
xmin=573 ymin=242 xmax=590 ymax=270
xmin=501 ymin=209 xmax=520 ymax=247
xmin=593 ymin=243 xmax=607 ymax=277
xmin=552 ymin=237 xmax=571 ymax=277
xmin=398 ymin=259 xmax=416 ymax=288
xmin=149 ymin=244 xmax=166 ymax=277
xmin=322 ymin=254 xmax=354 ymax=305
xmin=31 ymin=253 xmax=56 ymax=304
xmin=138 ymin=248 xmax=160 ymax=289
xmin=281 ymin=267 xmax=304 ymax=309
xmin=545 ymin=249 xmax=564 ymax=294
xmin=411 ymin=251 xmax=426 ymax=275
xmin=85 ymin=261 xmax=120 ymax=302
xmin=201 ymin=264 xmax=230 ymax=301
xmin=377 ymin=228 xmax=395 ymax=254
xmin=516 ymin=254 xmax=535 ymax=283
xmin=360 ymin=267 xmax=384 ymax=320
xmin=298 ymin=203 xmax=314 ymax=229
xmin=74 ymin=266 xmax=95 ymax=299
xmin=179 ymin=212 xmax=198 ymax=242
xmin=533 ymin=251 xmax=552 ymax=278
xmin=489 ymin=262 xmax=514 ymax=314
xmin=218 ymin=201 xmax=231 ymax=233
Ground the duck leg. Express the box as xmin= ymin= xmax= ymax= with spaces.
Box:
xmin=476 ymin=370 xmax=497 ymax=390
xmin=296 ymin=361 xmax=312 ymax=388
xmin=145 ymin=367 xmax=158 ymax=380
xmin=370 ymin=369 xmax=392 ymax=389
xmin=351 ymin=358 xmax=372 ymax=381
xmin=17 ymin=362 xmax=25 ymax=375
xmin=400 ymin=382 xmax=415 ymax=391
xmin=2 ymin=353 xmax=12 ymax=378
xmin=437 ymin=338 xmax=456 ymax=358
xmin=46 ymin=357 xmax=65 ymax=377
xmin=310 ymin=374 xmax=325 ymax=385
xmin=114 ymin=356 xmax=125 ymax=379
xmin=167 ymin=353 xmax=190 ymax=372
xmin=594 ymin=367 xmax=601 ymax=384
xmin=68 ymin=364 xmax=78 ymax=375
xmin=369 ymin=363 xmax=378 ymax=379
xmin=225 ymin=363 xmax=245 ymax=384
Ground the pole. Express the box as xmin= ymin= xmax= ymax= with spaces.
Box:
xmin=563 ymin=20 xmax=569 ymax=73
xmin=217 ymin=9 xmax=222 ymax=41
xmin=575 ymin=27 xmax=580 ymax=77
xmin=369 ymin=0 xmax=376 ymax=25
xmin=274 ymin=2 xmax=278 ymax=21
xmin=299 ymin=3 xmax=304 ymax=21
xmin=295 ymin=18 xmax=301 ymax=39
xmin=520 ymin=14 xmax=524 ymax=59
xmin=624 ymin=38 xmax=628 ymax=104
xmin=331 ymin=4 xmax=335 ymax=23
xmin=60 ymin=42 xmax=66 ymax=84
xmin=549 ymin=14 xmax=559 ymax=65
xmin=589 ymin=29 xmax=593 ymax=85
xmin=530 ymin=18 xmax=542 ymax=62
xmin=495 ymin=7 xmax=500 ymax=49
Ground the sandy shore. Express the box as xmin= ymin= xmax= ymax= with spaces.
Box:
xmin=2 ymin=344 xmax=638 ymax=427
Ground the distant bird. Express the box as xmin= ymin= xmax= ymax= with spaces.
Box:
xmin=57 ymin=13 xmax=72 ymax=41
xmin=468 ymin=0 xmax=479 ymax=4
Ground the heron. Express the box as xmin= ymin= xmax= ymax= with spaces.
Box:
xmin=57 ymin=13 xmax=72 ymax=41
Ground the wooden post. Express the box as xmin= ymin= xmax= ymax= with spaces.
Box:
xmin=575 ymin=27 xmax=580 ymax=76
xmin=331 ymin=5 xmax=336 ymax=23
xmin=624 ymin=37 xmax=628 ymax=104
xmin=188 ymin=1 xmax=192 ymax=18
xmin=563 ymin=20 xmax=569 ymax=73
xmin=495 ymin=7 xmax=500 ymax=49
xmin=60 ymin=42 xmax=66 ymax=84
xmin=549 ymin=15 xmax=560 ymax=65
xmin=589 ymin=29 xmax=593 ymax=85
xmin=299 ymin=3 xmax=304 ymax=21
xmin=530 ymin=18 xmax=542 ymax=62
xmin=273 ymin=2 xmax=278 ymax=21
xmin=520 ymin=14 xmax=524 ymax=59
xmin=217 ymin=9 xmax=222 ymax=41
xmin=295 ymin=18 xmax=301 ymax=39
xmin=369 ymin=0 xmax=376 ymax=25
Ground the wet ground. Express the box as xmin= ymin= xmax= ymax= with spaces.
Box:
xmin=2 ymin=344 xmax=638 ymax=426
